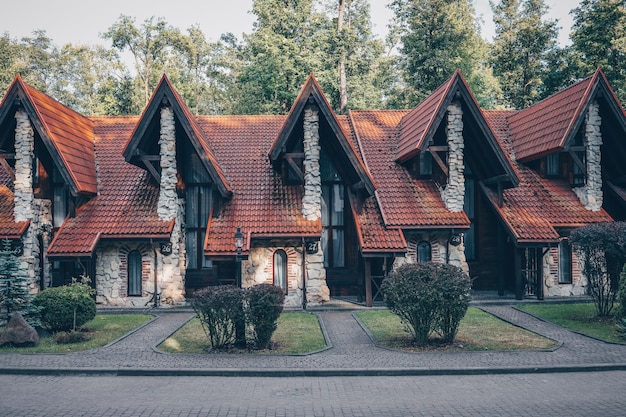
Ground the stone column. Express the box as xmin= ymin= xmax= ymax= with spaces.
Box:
xmin=441 ymin=102 xmax=465 ymax=212
xmin=301 ymin=103 xmax=329 ymax=305
xmin=574 ymin=101 xmax=603 ymax=211
xmin=156 ymin=106 xmax=185 ymax=304
xmin=14 ymin=110 xmax=34 ymax=222
xmin=302 ymin=104 xmax=321 ymax=221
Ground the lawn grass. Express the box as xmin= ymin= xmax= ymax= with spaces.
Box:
xmin=356 ymin=307 xmax=557 ymax=352
xmin=517 ymin=303 xmax=626 ymax=343
xmin=158 ymin=311 xmax=326 ymax=354
xmin=0 ymin=314 xmax=153 ymax=353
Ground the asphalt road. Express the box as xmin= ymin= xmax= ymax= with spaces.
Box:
xmin=2 ymin=371 xmax=625 ymax=416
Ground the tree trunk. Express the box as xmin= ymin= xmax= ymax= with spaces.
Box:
xmin=337 ymin=0 xmax=348 ymax=115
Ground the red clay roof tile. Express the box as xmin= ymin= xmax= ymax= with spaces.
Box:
xmin=0 ymin=185 xmax=29 ymax=239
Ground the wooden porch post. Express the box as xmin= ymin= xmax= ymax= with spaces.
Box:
xmin=497 ymin=224 xmax=505 ymax=296
xmin=365 ymin=259 xmax=372 ymax=307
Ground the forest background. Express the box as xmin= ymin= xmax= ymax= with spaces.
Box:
xmin=0 ymin=0 xmax=624 ymax=116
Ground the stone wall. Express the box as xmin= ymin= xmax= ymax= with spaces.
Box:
xmin=543 ymin=245 xmax=586 ymax=296
xmin=241 ymin=242 xmax=303 ymax=308
xmin=400 ymin=232 xmax=468 ymax=274
xmin=574 ymin=101 xmax=603 ymax=211
xmin=441 ymin=102 xmax=465 ymax=212
xmin=95 ymin=243 xmax=157 ymax=306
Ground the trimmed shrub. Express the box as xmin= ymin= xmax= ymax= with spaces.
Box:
xmin=382 ymin=263 xmax=471 ymax=345
xmin=33 ymin=278 xmax=96 ymax=332
xmin=571 ymin=222 xmax=626 ymax=316
xmin=245 ymin=284 xmax=285 ymax=349
xmin=191 ymin=285 xmax=245 ymax=350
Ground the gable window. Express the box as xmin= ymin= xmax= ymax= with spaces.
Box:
xmin=184 ymin=150 xmax=213 ymax=270
xmin=420 ymin=152 xmax=432 ymax=177
xmin=558 ymin=240 xmax=572 ymax=284
xmin=128 ymin=250 xmax=142 ymax=296
xmin=52 ymin=167 xmax=68 ymax=227
xmin=417 ymin=241 xmax=432 ymax=263
xmin=546 ymin=153 xmax=560 ymax=177
xmin=273 ymin=250 xmax=287 ymax=293
xmin=321 ymin=150 xmax=345 ymax=268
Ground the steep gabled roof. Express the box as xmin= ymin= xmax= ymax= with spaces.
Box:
xmin=123 ymin=74 xmax=232 ymax=198
xmin=0 ymin=185 xmax=29 ymax=239
xmin=350 ymin=109 xmax=470 ymax=229
xmin=508 ymin=68 xmax=626 ymax=161
xmin=483 ymin=109 xmax=614 ymax=243
xmin=48 ymin=117 xmax=173 ymax=257
xmin=0 ymin=75 xmax=97 ymax=196
xmin=269 ymin=73 xmax=376 ymax=196
xmin=199 ymin=115 xmax=320 ymax=256
xmin=396 ymin=70 xmax=518 ymax=187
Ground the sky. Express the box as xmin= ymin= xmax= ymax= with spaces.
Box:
xmin=1 ymin=0 xmax=578 ymax=48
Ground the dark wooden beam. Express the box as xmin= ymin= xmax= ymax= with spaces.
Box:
xmin=428 ymin=148 xmax=449 ymax=177
xmin=365 ymin=259 xmax=372 ymax=308
xmin=284 ymin=153 xmax=304 ymax=183
xmin=141 ymin=158 xmax=161 ymax=183
xmin=568 ymin=149 xmax=587 ymax=175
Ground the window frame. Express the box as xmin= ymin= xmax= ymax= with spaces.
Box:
xmin=273 ymin=250 xmax=288 ymax=294
xmin=558 ymin=240 xmax=573 ymax=284
xmin=127 ymin=250 xmax=143 ymax=296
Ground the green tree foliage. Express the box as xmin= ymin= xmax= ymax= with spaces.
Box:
xmin=191 ymin=286 xmax=245 ymax=350
xmin=388 ymin=0 xmax=499 ymax=107
xmin=0 ymin=239 xmax=40 ymax=326
xmin=490 ymin=0 xmax=559 ymax=108
xmin=571 ymin=0 xmax=626 ymax=102
xmin=381 ymin=263 xmax=471 ymax=345
xmin=570 ymin=222 xmax=626 ymax=317
xmin=103 ymin=15 xmax=186 ymax=107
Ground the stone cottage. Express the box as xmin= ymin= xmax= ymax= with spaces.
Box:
xmin=0 ymin=69 xmax=624 ymax=307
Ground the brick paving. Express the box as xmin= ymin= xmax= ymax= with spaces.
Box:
xmin=1 ymin=299 xmax=626 ymax=376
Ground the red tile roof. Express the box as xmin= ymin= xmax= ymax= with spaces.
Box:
xmin=350 ymin=109 xmax=470 ymax=229
xmin=397 ymin=76 xmax=453 ymax=162
xmin=507 ymin=74 xmax=595 ymax=161
xmin=351 ymin=195 xmax=406 ymax=253
xmin=0 ymin=185 xmax=29 ymax=239
xmin=198 ymin=115 xmax=321 ymax=255
xmin=483 ymin=110 xmax=613 ymax=242
xmin=48 ymin=117 xmax=173 ymax=257
xmin=17 ymin=77 xmax=98 ymax=195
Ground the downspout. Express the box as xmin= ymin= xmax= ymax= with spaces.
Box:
xmin=301 ymin=238 xmax=307 ymax=310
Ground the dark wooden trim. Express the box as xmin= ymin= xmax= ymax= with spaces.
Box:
xmin=568 ymin=149 xmax=587 ymax=175
xmin=365 ymin=259 xmax=372 ymax=307
xmin=429 ymin=148 xmax=449 ymax=176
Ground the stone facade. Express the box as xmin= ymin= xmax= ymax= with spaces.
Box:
xmin=300 ymin=103 xmax=330 ymax=305
xmin=399 ymin=232 xmax=468 ymax=274
xmin=543 ymin=245 xmax=586 ymax=297
xmin=241 ymin=242 xmax=303 ymax=308
xmin=574 ymin=101 xmax=603 ymax=211
xmin=441 ymin=102 xmax=465 ymax=212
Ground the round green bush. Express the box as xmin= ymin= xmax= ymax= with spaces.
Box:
xmin=33 ymin=285 xmax=96 ymax=332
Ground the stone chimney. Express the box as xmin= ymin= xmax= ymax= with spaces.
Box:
xmin=157 ymin=106 xmax=178 ymax=221
xmin=440 ymin=101 xmax=465 ymax=212
xmin=302 ymin=103 xmax=321 ymax=221
xmin=574 ymin=101 xmax=603 ymax=211
xmin=13 ymin=110 xmax=34 ymax=222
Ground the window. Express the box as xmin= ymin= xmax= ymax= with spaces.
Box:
xmin=52 ymin=167 xmax=68 ymax=227
xmin=321 ymin=150 xmax=345 ymax=268
xmin=128 ymin=250 xmax=142 ymax=296
xmin=417 ymin=241 xmax=432 ymax=263
xmin=184 ymin=150 xmax=213 ymax=271
xmin=558 ymin=240 xmax=572 ymax=284
xmin=273 ymin=250 xmax=287 ymax=293
xmin=463 ymin=175 xmax=476 ymax=260
xmin=546 ymin=153 xmax=560 ymax=177
xmin=420 ymin=152 xmax=432 ymax=176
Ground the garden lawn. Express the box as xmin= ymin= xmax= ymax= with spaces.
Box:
xmin=517 ymin=303 xmax=625 ymax=343
xmin=158 ymin=311 xmax=326 ymax=354
xmin=356 ymin=307 xmax=557 ymax=352
xmin=0 ymin=314 xmax=153 ymax=353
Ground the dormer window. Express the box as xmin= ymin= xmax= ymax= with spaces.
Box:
xmin=52 ymin=167 xmax=68 ymax=227
xmin=546 ymin=153 xmax=560 ymax=177
xmin=420 ymin=152 xmax=432 ymax=177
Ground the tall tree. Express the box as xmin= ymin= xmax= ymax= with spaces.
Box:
xmin=490 ymin=0 xmax=559 ymax=108
xmin=571 ymin=0 xmax=626 ymax=101
xmin=388 ymin=0 xmax=497 ymax=107
xmin=103 ymin=15 xmax=186 ymax=106
xmin=337 ymin=0 xmax=348 ymax=114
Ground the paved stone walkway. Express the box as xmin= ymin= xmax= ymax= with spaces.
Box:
xmin=1 ymin=303 xmax=626 ymax=376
